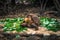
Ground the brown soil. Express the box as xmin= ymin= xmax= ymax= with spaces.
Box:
xmin=0 ymin=7 xmax=60 ymax=40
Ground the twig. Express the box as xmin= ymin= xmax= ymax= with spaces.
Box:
xmin=43 ymin=0 xmax=48 ymax=11
xmin=53 ymin=0 xmax=60 ymax=11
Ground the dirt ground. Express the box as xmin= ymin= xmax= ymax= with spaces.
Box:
xmin=0 ymin=7 xmax=60 ymax=40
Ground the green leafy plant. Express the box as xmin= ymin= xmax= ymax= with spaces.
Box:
xmin=1 ymin=17 xmax=60 ymax=32
xmin=15 ymin=34 xmax=20 ymax=39
xmin=3 ymin=18 xmax=27 ymax=32
xmin=40 ymin=17 xmax=60 ymax=32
